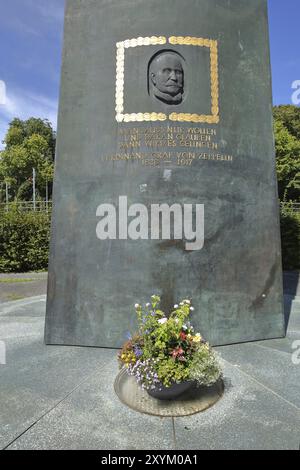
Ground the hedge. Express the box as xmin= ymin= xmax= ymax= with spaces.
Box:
xmin=280 ymin=205 xmax=300 ymax=270
xmin=0 ymin=206 xmax=299 ymax=273
xmin=0 ymin=209 xmax=51 ymax=273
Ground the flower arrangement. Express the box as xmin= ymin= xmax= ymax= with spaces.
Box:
xmin=118 ymin=295 xmax=222 ymax=393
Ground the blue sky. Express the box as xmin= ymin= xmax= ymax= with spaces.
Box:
xmin=0 ymin=0 xmax=299 ymax=148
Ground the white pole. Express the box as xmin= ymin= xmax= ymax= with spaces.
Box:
xmin=33 ymin=168 xmax=36 ymax=211
xmin=46 ymin=179 xmax=48 ymax=211
xmin=5 ymin=181 xmax=9 ymax=212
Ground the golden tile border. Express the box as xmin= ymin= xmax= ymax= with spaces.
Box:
xmin=115 ymin=36 xmax=219 ymax=124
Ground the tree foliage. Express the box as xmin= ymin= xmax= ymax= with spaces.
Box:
xmin=4 ymin=118 xmax=56 ymax=157
xmin=0 ymin=118 xmax=55 ymax=202
xmin=273 ymin=105 xmax=300 ymax=140
xmin=274 ymin=105 xmax=300 ymax=201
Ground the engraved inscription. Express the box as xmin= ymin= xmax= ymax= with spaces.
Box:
xmin=100 ymin=126 xmax=234 ymax=167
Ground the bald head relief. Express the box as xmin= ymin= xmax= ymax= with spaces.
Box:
xmin=149 ymin=52 xmax=184 ymax=105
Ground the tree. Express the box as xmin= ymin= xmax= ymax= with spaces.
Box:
xmin=0 ymin=118 xmax=55 ymax=202
xmin=4 ymin=118 xmax=56 ymax=159
xmin=274 ymin=106 xmax=300 ymax=201
xmin=273 ymin=105 xmax=300 ymax=141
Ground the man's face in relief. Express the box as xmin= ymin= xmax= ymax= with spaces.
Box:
xmin=150 ymin=52 xmax=184 ymax=105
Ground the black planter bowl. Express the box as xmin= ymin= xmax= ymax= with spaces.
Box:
xmin=147 ymin=381 xmax=194 ymax=400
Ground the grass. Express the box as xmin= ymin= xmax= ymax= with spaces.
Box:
xmin=6 ymin=294 xmax=25 ymax=301
xmin=0 ymin=278 xmax=44 ymax=284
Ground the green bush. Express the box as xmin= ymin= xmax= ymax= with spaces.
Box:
xmin=280 ymin=205 xmax=300 ymax=270
xmin=0 ymin=209 xmax=51 ymax=273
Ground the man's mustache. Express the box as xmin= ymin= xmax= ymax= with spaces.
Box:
xmin=166 ymin=80 xmax=182 ymax=85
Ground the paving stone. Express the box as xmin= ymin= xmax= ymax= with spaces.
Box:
xmin=6 ymin=361 xmax=174 ymax=450
xmin=173 ymin=361 xmax=300 ymax=450
xmin=216 ymin=342 xmax=300 ymax=409
xmin=0 ymin=333 xmax=114 ymax=449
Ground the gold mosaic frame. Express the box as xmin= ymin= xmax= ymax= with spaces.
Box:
xmin=115 ymin=36 xmax=219 ymax=124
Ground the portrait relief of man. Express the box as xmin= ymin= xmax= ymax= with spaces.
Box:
xmin=148 ymin=50 xmax=185 ymax=105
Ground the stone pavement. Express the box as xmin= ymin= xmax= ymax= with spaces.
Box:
xmin=0 ymin=290 xmax=299 ymax=450
xmin=0 ymin=273 xmax=47 ymax=303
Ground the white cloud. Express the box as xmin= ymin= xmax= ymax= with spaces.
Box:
xmin=0 ymin=81 xmax=6 ymax=105
xmin=0 ymin=86 xmax=58 ymax=149
xmin=0 ymin=120 xmax=10 ymax=149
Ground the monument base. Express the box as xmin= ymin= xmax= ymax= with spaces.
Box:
xmin=114 ymin=368 xmax=224 ymax=417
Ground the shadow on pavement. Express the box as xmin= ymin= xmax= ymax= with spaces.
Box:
xmin=283 ymin=271 xmax=300 ymax=332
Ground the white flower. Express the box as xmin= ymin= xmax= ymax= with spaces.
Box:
xmin=190 ymin=306 xmax=194 ymax=311
xmin=174 ymin=304 xmax=179 ymax=309
xmin=184 ymin=299 xmax=191 ymax=304
xmin=175 ymin=319 xmax=179 ymax=324
xmin=158 ymin=318 xmax=167 ymax=324
xmin=182 ymin=324 xmax=188 ymax=331
xmin=146 ymin=303 xmax=151 ymax=307
xmin=135 ymin=303 xmax=140 ymax=309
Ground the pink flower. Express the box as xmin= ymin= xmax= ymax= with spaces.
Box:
xmin=172 ymin=347 xmax=184 ymax=359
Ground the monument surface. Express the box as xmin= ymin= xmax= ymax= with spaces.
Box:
xmin=45 ymin=0 xmax=285 ymax=347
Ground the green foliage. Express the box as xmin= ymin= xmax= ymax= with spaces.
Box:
xmin=0 ymin=208 xmax=51 ymax=273
xmin=156 ymin=357 xmax=190 ymax=387
xmin=274 ymin=105 xmax=300 ymax=140
xmin=135 ymin=296 xmax=191 ymax=362
xmin=280 ymin=204 xmax=300 ymax=270
xmin=0 ymin=118 xmax=55 ymax=202
xmin=274 ymin=106 xmax=300 ymax=201
xmin=4 ymin=118 xmax=56 ymax=157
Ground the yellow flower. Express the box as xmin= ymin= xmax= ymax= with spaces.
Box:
xmin=193 ymin=333 xmax=202 ymax=343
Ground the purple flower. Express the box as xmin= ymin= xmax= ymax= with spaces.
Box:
xmin=134 ymin=347 xmax=143 ymax=357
